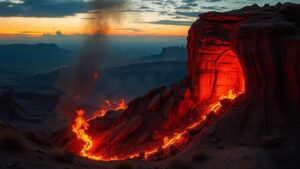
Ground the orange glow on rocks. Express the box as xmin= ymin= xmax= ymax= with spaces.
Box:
xmin=71 ymin=87 xmax=243 ymax=161
xmin=68 ymin=37 xmax=245 ymax=161
xmin=188 ymin=29 xmax=245 ymax=104
xmin=90 ymin=99 xmax=127 ymax=120
xmin=65 ymin=18 xmax=247 ymax=161
xmin=67 ymin=32 xmax=246 ymax=161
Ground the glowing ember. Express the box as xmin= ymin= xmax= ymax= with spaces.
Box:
xmin=93 ymin=72 xmax=99 ymax=80
xmin=71 ymin=89 xmax=242 ymax=161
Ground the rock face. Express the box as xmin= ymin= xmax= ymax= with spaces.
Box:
xmin=187 ymin=16 xmax=245 ymax=103
xmin=188 ymin=3 xmax=300 ymax=144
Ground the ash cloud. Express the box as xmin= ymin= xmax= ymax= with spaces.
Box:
xmin=56 ymin=0 xmax=128 ymax=121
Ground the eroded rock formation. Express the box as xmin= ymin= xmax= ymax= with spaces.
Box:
xmin=188 ymin=3 xmax=300 ymax=144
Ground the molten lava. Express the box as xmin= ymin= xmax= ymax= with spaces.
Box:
xmin=72 ymin=98 xmax=127 ymax=161
xmin=210 ymin=89 xmax=242 ymax=113
xmin=72 ymin=110 xmax=102 ymax=160
xmin=71 ymin=89 xmax=242 ymax=161
xmin=90 ymin=99 xmax=127 ymax=120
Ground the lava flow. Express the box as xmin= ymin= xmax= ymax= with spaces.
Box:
xmin=89 ymin=99 xmax=127 ymax=120
xmin=72 ymin=110 xmax=102 ymax=160
xmin=209 ymin=89 xmax=242 ymax=113
xmin=71 ymin=89 xmax=242 ymax=161
xmin=72 ymin=98 xmax=127 ymax=160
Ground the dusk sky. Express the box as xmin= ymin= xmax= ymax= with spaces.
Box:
xmin=0 ymin=0 xmax=298 ymax=39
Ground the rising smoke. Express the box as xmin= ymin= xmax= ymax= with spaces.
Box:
xmin=56 ymin=0 xmax=127 ymax=121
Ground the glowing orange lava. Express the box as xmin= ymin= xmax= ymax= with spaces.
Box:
xmin=89 ymin=99 xmax=127 ymax=120
xmin=154 ymin=89 xmax=242 ymax=158
xmin=71 ymin=89 xmax=242 ymax=161
xmin=210 ymin=89 xmax=242 ymax=113
xmin=72 ymin=110 xmax=103 ymax=160
xmin=72 ymin=98 xmax=127 ymax=161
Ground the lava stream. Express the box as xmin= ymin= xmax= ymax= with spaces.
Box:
xmin=71 ymin=89 xmax=242 ymax=161
xmin=210 ymin=89 xmax=241 ymax=113
xmin=89 ymin=99 xmax=126 ymax=120
xmin=72 ymin=110 xmax=103 ymax=160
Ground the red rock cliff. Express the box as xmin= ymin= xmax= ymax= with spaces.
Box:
xmin=188 ymin=3 xmax=300 ymax=143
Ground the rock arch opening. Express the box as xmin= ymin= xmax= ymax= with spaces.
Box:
xmin=188 ymin=38 xmax=245 ymax=105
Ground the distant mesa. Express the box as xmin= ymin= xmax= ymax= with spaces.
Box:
xmin=130 ymin=46 xmax=187 ymax=63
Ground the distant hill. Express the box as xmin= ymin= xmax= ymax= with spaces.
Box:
xmin=95 ymin=61 xmax=187 ymax=100
xmin=13 ymin=61 xmax=187 ymax=100
xmin=0 ymin=43 xmax=70 ymax=63
xmin=0 ymin=43 xmax=60 ymax=52
xmin=129 ymin=46 xmax=187 ymax=63
xmin=0 ymin=43 xmax=72 ymax=86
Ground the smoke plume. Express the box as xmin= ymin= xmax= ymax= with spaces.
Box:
xmin=56 ymin=0 xmax=127 ymax=121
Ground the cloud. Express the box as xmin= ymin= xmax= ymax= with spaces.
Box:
xmin=113 ymin=28 xmax=141 ymax=32
xmin=140 ymin=6 xmax=150 ymax=9
xmin=0 ymin=0 xmax=88 ymax=17
xmin=176 ymin=5 xmax=192 ymax=10
xmin=205 ymin=0 xmax=222 ymax=2
xmin=144 ymin=20 xmax=193 ymax=26
xmin=176 ymin=11 xmax=200 ymax=17
xmin=0 ymin=0 xmax=129 ymax=17
xmin=182 ymin=0 xmax=197 ymax=3
xmin=89 ymin=0 xmax=127 ymax=10
xmin=201 ymin=6 xmax=228 ymax=10
xmin=181 ymin=0 xmax=198 ymax=6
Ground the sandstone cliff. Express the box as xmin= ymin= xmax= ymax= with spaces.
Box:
xmin=187 ymin=2 xmax=300 ymax=144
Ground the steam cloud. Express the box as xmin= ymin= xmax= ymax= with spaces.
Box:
xmin=56 ymin=0 xmax=127 ymax=121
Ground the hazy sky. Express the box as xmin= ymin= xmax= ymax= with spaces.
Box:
xmin=0 ymin=0 xmax=298 ymax=39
